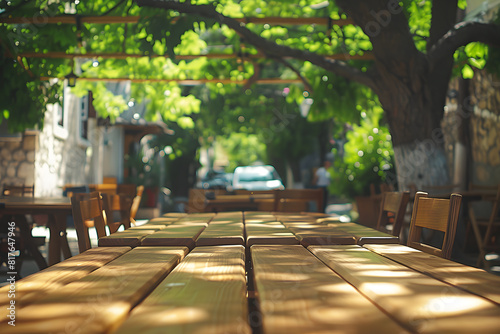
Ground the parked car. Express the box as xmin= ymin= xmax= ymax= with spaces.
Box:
xmin=200 ymin=169 xmax=232 ymax=190
xmin=232 ymin=165 xmax=285 ymax=191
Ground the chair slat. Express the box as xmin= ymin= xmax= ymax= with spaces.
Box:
xmin=71 ymin=191 xmax=107 ymax=253
xmin=407 ymin=192 xmax=462 ymax=259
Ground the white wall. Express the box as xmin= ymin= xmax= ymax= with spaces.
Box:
xmin=35 ymin=88 xmax=101 ymax=196
xmin=102 ymin=126 xmax=124 ymax=183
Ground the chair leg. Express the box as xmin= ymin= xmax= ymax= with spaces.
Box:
xmin=15 ymin=215 xmax=48 ymax=271
xmin=469 ymin=208 xmax=487 ymax=268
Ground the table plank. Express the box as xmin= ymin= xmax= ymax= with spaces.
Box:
xmin=196 ymin=221 xmax=245 ymax=246
xmin=98 ymin=229 xmax=157 ymax=247
xmin=364 ymin=243 xmax=500 ymax=306
xmin=284 ymin=223 xmax=357 ymax=246
xmin=245 ymin=222 xmax=299 ymax=246
xmin=143 ymin=217 xmax=181 ymax=225
xmin=141 ymin=224 xmax=207 ymax=249
xmin=0 ymin=247 xmax=187 ymax=333
xmin=128 ymin=224 xmax=167 ymax=231
xmin=310 ymin=245 xmax=500 ymax=333
xmin=0 ymin=247 xmax=131 ymax=321
xmin=113 ymin=245 xmax=251 ymax=334
xmin=251 ymin=245 xmax=408 ymax=334
xmin=162 ymin=212 xmax=188 ymax=218
xmin=328 ymin=222 xmax=400 ymax=245
xmin=174 ymin=215 xmax=213 ymax=225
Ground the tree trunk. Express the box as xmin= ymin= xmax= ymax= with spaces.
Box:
xmin=392 ymin=143 xmax=449 ymax=191
xmin=374 ymin=63 xmax=451 ymax=191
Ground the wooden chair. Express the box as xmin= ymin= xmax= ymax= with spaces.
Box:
xmin=376 ymin=191 xmax=410 ymax=238
xmin=101 ymin=192 xmax=134 ymax=234
xmin=468 ymin=184 xmax=500 ymax=268
xmin=2 ymin=184 xmax=34 ymax=197
xmin=0 ymin=184 xmax=46 ymax=275
xmin=130 ymin=185 xmax=144 ymax=224
xmin=71 ymin=191 xmax=107 ymax=253
xmin=274 ymin=189 xmax=324 ymax=212
xmin=407 ymin=191 xmax=462 ymax=259
xmin=186 ymin=188 xmax=228 ymax=213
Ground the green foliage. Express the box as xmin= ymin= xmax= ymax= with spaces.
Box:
xmin=329 ymin=104 xmax=394 ymax=199
xmin=400 ymin=0 xmax=432 ymax=51
xmin=0 ymin=48 xmax=59 ymax=131
xmin=218 ymin=133 xmax=267 ymax=172
xmin=453 ymin=42 xmax=489 ymax=79
xmin=2 ymin=0 xmax=497 ymax=198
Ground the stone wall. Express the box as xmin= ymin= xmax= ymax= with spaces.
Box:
xmin=442 ymin=70 xmax=500 ymax=187
xmin=0 ymin=131 xmax=37 ymax=190
xmin=469 ymin=71 xmax=500 ymax=184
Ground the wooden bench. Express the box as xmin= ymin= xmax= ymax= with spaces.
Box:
xmin=143 ymin=217 xmax=181 ymax=225
xmin=195 ymin=220 xmax=245 ymax=246
xmin=141 ymin=224 xmax=207 ymax=249
xmin=282 ymin=222 xmax=357 ymax=246
xmin=98 ymin=228 xmax=158 ymax=247
xmin=364 ymin=243 xmax=500 ymax=306
xmin=0 ymin=247 xmax=187 ymax=332
xmin=274 ymin=188 xmax=324 ymax=212
xmin=327 ymin=221 xmax=400 ymax=245
xmin=310 ymin=245 xmax=500 ymax=333
xmin=250 ymin=245 xmax=407 ymax=333
xmin=112 ymin=245 xmax=251 ymax=334
xmin=0 ymin=247 xmax=131 ymax=320
xmin=245 ymin=220 xmax=299 ymax=247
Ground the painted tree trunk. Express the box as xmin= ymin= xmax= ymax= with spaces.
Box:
xmin=392 ymin=142 xmax=450 ymax=191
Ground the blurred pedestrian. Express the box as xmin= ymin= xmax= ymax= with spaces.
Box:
xmin=312 ymin=158 xmax=332 ymax=212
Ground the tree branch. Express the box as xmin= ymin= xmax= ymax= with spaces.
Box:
xmin=276 ymin=58 xmax=313 ymax=93
xmin=428 ymin=21 xmax=500 ymax=66
xmin=135 ymin=0 xmax=376 ymax=91
xmin=100 ymin=0 xmax=128 ymax=16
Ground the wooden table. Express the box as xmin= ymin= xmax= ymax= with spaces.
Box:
xmin=2 ymin=211 xmax=500 ymax=333
xmin=0 ymin=196 xmax=73 ymax=267
xmin=203 ymin=194 xmax=275 ymax=212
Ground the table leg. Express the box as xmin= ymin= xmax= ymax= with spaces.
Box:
xmin=46 ymin=213 xmax=73 ymax=265
xmin=15 ymin=215 xmax=48 ymax=270
xmin=55 ymin=213 xmax=72 ymax=260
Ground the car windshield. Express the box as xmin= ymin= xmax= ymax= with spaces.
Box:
xmin=238 ymin=171 xmax=273 ymax=182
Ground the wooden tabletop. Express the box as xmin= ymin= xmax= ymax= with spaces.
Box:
xmin=0 ymin=196 xmax=71 ymax=211
xmin=2 ymin=211 xmax=500 ymax=333
xmin=0 ymin=196 xmax=73 ymax=267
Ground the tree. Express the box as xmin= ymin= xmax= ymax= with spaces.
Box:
xmin=134 ymin=0 xmax=500 ymax=190
xmin=192 ymin=82 xmax=324 ymax=185
xmin=2 ymin=1 xmax=500 ymax=191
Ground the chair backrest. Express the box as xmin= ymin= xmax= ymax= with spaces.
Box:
xmin=187 ymin=188 xmax=228 ymax=213
xmin=89 ymin=183 xmax=117 ymax=195
xmin=274 ymin=189 xmax=324 ymax=212
xmin=407 ymin=191 xmax=462 ymax=259
xmin=63 ymin=185 xmax=89 ymax=197
xmin=376 ymin=191 xmax=410 ymax=237
xmin=130 ymin=185 xmax=144 ymax=221
xmin=71 ymin=191 xmax=107 ymax=253
xmin=101 ymin=190 xmax=134 ymax=234
xmin=2 ymin=184 xmax=34 ymax=197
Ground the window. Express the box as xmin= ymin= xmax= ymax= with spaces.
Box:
xmin=53 ymin=86 xmax=69 ymax=139
xmin=77 ymin=91 xmax=95 ymax=147
xmin=80 ymin=95 xmax=89 ymax=140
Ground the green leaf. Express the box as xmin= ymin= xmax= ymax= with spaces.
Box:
xmin=461 ymin=64 xmax=474 ymax=79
